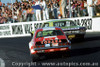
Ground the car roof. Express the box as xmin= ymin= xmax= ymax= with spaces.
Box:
xmin=36 ymin=27 xmax=62 ymax=32
xmin=45 ymin=19 xmax=73 ymax=23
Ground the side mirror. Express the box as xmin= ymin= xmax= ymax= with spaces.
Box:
xmin=68 ymin=40 xmax=71 ymax=44
xmin=30 ymin=31 xmax=35 ymax=38
xmin=31 ymin=31 xmax=35 ymax=34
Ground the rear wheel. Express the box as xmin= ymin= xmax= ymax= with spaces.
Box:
xmin=30 ymin=54 xmax=40 ymax=62
xmin=31 ymin=54 xmax=46 ymax=61
xmin=62 ymin=50 xmax=71 ymax=58
xmin=80 ymin=34 xmax=85 ymax=41
xmin=66 ymin=50 xmax=71 ymax=57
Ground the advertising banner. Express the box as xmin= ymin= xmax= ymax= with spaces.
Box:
xmin=69 ymin=17 xmax=92 ymax=30
xmin=0 ymin=21 xmax=45 ymax=38
xmin=0 ymin=17 xmax=100 ymax=38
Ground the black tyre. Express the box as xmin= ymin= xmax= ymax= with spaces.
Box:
xmin=62 ymin=50 xmax=71 ymax=58
xmin=66 ymin=50 xmax=71 ymax=57
xmin=80 ymin=35 xmax=85 ymax=41
xmin=31 ymin=54 xmax=40 ymax=62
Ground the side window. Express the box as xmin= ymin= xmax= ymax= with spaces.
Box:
xmin=43 ymin=23 xmax=49 ymax=27
xmin=66 ymin=21 xmax=70 ymax=26
xmin=53 ymin=21 xmax=66 ymax=27
xmin=66 ymin=21 xmax=76 ymax=26
xmin=56 ymin=30 xmax=64 ymax=35
xmin=70 ymin=21 xmax=76 ymax=26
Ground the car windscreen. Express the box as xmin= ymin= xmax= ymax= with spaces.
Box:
xmin=53 ymin=21 xmax=77 ymax=27
xmin=43 ymin=21 xmax=77 ymax=28
xmin=36 ymin=30 xmax=64 ymax=38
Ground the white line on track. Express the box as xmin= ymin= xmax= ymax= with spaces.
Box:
xmin=0 ymin=58 xmax=5 ymax=67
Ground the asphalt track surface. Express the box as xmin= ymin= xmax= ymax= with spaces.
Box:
xmin=0 ymin=32 xmax=100 ymax=67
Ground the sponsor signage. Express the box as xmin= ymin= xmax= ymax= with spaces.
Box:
xmin=0 ymin=21 xmax=44 ymax=38
xmin=69 ymin=17 xmax=92 ymax=30
xmin=0 ymin=17 xmax=99 ymax=38
xmin=0 ymin=25 xmax=11 ymax=37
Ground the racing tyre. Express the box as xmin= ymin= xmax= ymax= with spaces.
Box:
xmin=62 ymin=50 xmax=71 ymax=58
xmin=31 ymin=54 xmax=40 ymax=62
xmin=66 ymin=50 xmax=71 ymax=57
xmin=80 ymin=35 xmax=85 ymax=41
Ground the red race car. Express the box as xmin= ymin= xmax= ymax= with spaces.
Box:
xmin=29 ymin=27 xmax=71 ymax=61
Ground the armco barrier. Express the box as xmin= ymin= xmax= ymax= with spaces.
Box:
xmin=0 ymin=17 xmax=100 ymax=38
